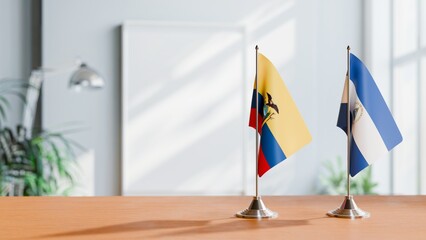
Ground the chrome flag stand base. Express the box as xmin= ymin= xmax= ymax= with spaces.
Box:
xmin=236 ymin=196 xmax=278 ymax=219
xmin=327 ymin=195 xmax=370 ymax=219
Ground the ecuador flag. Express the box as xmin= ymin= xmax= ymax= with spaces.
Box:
xmin=249 ymin=53 xmax=311 ymax=177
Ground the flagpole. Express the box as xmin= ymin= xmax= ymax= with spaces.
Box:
xmin=236 ymin=45 xmax=277 ymax=219
xmin=346 ymin=45 xmax=351 ymax=198
xmin=255 ymin=45 xmax=259 ymax=198
xmin=326 ymin=46 xmax=369 ymax=219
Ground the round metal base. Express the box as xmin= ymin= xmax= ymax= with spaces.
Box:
xmin=327 ymin=195 xmax=370 ymax=219
xmin=236 ymin=196 xmax=278 ymax=219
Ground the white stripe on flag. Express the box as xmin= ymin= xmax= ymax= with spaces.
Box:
xmin=350 ymin=81 xmax=389 ymax=165
xmin=341 ymin=75 xmax=349 ymax=103
xmin=341 ymin=76 xmax=357 ymax=106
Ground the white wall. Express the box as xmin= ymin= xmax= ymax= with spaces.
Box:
xmin=0 ymin=0 xmax=31 ymax=127
xmin=42 ymin=0 xmax=363 ymax=195
xmin=365 ymin=0 xmax=426 ymax=195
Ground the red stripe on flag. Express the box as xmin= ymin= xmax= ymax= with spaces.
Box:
xmin=258 ymin=148 xmax=271 ymax=177
xmin=249 ymin=108 xmax=263 ymax=134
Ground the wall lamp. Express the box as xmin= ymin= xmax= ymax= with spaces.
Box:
xmin=22 ymin=60 xmax=105 ymax=135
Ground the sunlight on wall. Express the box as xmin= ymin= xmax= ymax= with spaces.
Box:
xmin=393 ymin=0 xmax=417 ymax=58
xmin=122 ymin=0 xmax=353 ymax=196
xmin=258 ymin=20 xmax=295 ymax=71
xmin=241 ymin=0 xmax=294 ymax=30
xmin=172 ymin=31 xmax=244 ymax=80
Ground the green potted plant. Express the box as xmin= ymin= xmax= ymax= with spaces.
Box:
xmin=318 ymin=156 xmax=378 ymax=195
xmin=0 ymin=79 xmax=80 ymax=196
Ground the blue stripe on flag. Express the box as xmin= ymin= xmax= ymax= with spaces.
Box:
xmin=337 ymin=103 xmax=353 ymax=134
xmin=350 ymin=53 xmax=403 ymax=150
xmin=260 ymin=124 xmax=287 ymax=168
xmin=350 ymin=138 xmax=369 ymax=177
xmin=337 ymin=103 xmax=353 ymax=133
xmin=251 ymin=89 xmax=264 ymax=117
xmin=337 ymin=103 xmax=347 ymax=131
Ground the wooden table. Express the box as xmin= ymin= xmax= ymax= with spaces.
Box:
xmin=1 ymin=196 xmax=425 ymax=239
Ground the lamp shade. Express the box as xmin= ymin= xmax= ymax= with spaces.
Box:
xmin=69 ymin=63 xmax=104 ymax=90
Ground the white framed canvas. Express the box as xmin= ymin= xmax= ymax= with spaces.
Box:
xmin=121 ymin=21 xmax=249 ymax=195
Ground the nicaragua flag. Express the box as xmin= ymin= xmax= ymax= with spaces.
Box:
xmin=249 ymin=53 xmax=311 ymax=177
xmin=337 ymin=53 xmax=403 ymax=177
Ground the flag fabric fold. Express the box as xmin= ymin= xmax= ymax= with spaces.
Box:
xmin=337 ymin=53 xmax=403 ymax=176
xmin=249 ymin=53 xmax=311 ymax=177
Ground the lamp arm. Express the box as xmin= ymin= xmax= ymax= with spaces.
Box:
xmin=22 ymin=59 xmax=103 ymax=136
xmin=22 ymin=72 xmax=43 ymax=136
xmin=22 ymin=59 xmax=83 ymax=135
xmin=34 ymin=59 xmax=82 ymax=78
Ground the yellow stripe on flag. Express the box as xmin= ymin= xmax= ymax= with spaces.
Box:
xmin=256 ymin=53 xmax=311 ymax=156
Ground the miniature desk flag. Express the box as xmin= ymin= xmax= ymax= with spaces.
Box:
xmin=249 ymin=53 xmax=311 ymax=177
xmin=337 ymin=53 xmax=403 ymax=177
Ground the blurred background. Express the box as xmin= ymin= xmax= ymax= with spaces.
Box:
xmin=0 ymin=0 xmax=424 ymax=196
